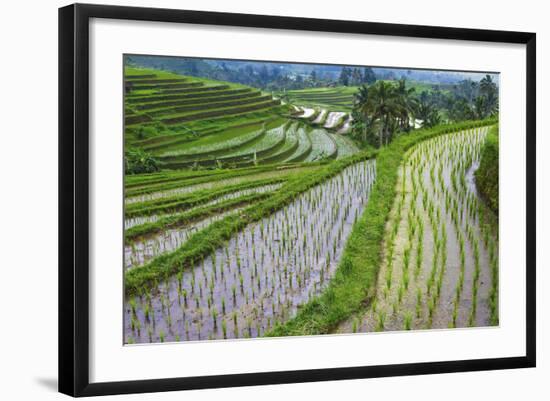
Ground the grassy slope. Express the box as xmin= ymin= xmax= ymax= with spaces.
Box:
xmin=266 ymin=118 xmax=497 ymax=337
xmin=125 ymin=67 xmax=290 ymax=157
xmin=475 ymin=124 xmax=499 ymax=215
xmin=284 ymin=87 xmax=356 ymax=111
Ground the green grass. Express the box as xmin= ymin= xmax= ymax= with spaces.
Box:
xmin=265 ymin=118 xmax=497 ymax=337
xmin=125 ymin=176 xmax=288 ymax=217
xmin=160 ymin=100 xmax=280 ymax=125
xmin=124 ymin=67 xmax=293 ymax=166
xmin=156 ymin=119 xmax=284 ymax=158
xmin=304 ymin=129 xmax=337 ymax=161
xmin=125 ymin=162 xmax=307 ymax=197
xmin=138 ymin=91 xmax=262 ymax=112
xmin=475 ymin=124 xmax=499 ymax=215
xmin=283 ymin=86 xmax=358 ymax=111
xmin=284 ymin=126 xmax=312 ymax=162
xmin=125 ymin=191 xmax=271 ymax=242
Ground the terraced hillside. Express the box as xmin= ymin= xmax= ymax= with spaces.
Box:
xmin=122 ymin=65 xmax=499 ymax=346
xmin=123 ymin=69 xmax=367 ymax=344
xmin=283 ymin=87 xmax=357 ymax=111
xmin=125 ymin=68 xmax=359 ymax=168
xmin=293 ymin=106 xmax=353 ymax=135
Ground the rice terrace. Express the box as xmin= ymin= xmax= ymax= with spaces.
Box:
xmin=123 ymin=55 xmax=499 ymax=344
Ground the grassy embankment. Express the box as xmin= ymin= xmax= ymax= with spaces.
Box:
xmin=475 ymin=124 xmax=499 ymax=215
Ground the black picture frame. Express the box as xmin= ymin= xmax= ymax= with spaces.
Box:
xmin=59 ymin=3 xmax=536 ymax=397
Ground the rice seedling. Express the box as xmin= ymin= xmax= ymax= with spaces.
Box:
xmin=404 ymin=312 xmax=412 ymax=330
xmin=376 ymin=311 xmax=386 ymax=332
xmin=352 ymin=318 xmax=359 ymax=333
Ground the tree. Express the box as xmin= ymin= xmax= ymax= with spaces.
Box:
xmin=339 ymin=67 xmax=350 ymax=86
xmin=448 ymin=97 xmax=475 ymax=122
xmin=354 ymin=81 xmax=403 ymax=147
xmin=351 ymin=86 xmax=377 ymax=145
xmin=362 ymin=67 xmax=376 ymax=84
xmin=395 ymin=79 xmax=417 ymax=131
xmin=351 ymin=68 xmax=362 ymax=86
xmin=310 ymin=69 xmax=317 ymax=82
xmin=416 ymin=98 xmax=441 ymax=128
xmin=479 ymin=74 xmax=498 ymax=116
xmin=474 ymin=95 xmax=488 ymax=119
xmin=259 ymin=65 xmax=270 ymax=84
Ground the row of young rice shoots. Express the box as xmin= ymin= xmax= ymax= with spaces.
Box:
xmin=124 ymin=160 xmax=376 ymax=343
xmin=125 ymin=207 xmax=248 ymax=270
xmin=124 ymin=182 xmax=283 ymax=230
xmin=344 ymin=127 xmax=498 ymax=334
xmin=125 ymin=168 xmax=295 ymax=205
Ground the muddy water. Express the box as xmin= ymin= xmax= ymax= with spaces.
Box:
xmin=299 ymin=107 xmax=315 ymax=118
xmin=338 ymin=127 xmax=498 ymax=334
xmin=124 ymin=183 xmax=283 ymax=230
xmin=312 ymin=109 xmax=328 ymax=124
xmin=124 ymin=160 xmax=376 ymax=343
xmin=337 ymin=117 xmax=352 ymax=134
xmin=324 ymin=112 xmax=346 ymax=129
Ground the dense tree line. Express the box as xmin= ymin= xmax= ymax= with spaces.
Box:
xmin=338 ymin=67 xmax=376 ymax=86
xmin=350 ymin=75 xmax=498 ymax=148
xmin=126 ymin=56 xmax=379 ymax=91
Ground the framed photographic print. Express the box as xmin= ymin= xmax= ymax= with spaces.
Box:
xmin=58 ymin=3 xmax=536 ymax=397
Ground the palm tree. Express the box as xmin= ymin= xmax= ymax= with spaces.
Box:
xmin=353 ymin=85 xmax=369 ymax=106
xmin=449 ymin=98 xmax=475 ymax=122
xmin=351 ymin=86 xmax=376 ymax=144
xmin=356 ymin=81 xmax=402 ymax=147
xmin=474 ymin=95 xmax=487 ymax=119
xmin=416 ymin=98 xmax=441 ymax=128
xmin=479 ymin=74 xmax=498 ymax=116
xmin=395 ymin=79 xmax=417 ymax=131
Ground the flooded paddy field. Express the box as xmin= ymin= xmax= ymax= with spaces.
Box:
xmin=339 ymin=127 xmax=498 ymax=334
xmin=123 ymin=65 xmax=500 ymax=346
xmin=124 ymin=160 xmax=376 ymax=343
xmin=124 ymin=182 xmax=283 ymax=230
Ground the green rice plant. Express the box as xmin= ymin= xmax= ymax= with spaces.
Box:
xmin=403 ymin=246 xmax=411 ymax=271
xmin=385 ymin=260 xmax=393 ymax=290
xmin=144 ymin=303 xmax=150 ymax=321
xmin=376 ymin=311 xmax=386 ymax=332
xmin=403 ymin=266 xmax=410 ymax=290
xmin=221 ymin=319 xmax=227 ymax=339
xmin=159 ymin=329 xmax=165 ymax=343
xmin=404 ymin=312 xmax=412 ymax=330
xmin=352 ymin=318 xmax=359 ymax=333
xmin=176 ymin=271 xmax=183 ymax=291
xmin=427 ymin=297 xmax=435 ymax=327
xmin=416 ymin=288 xmax=422 ymax=318
xmin=129 ymin=298 xmax=137 ymax=317
xmin=212 ymin=308 xmax=218 ymax=328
